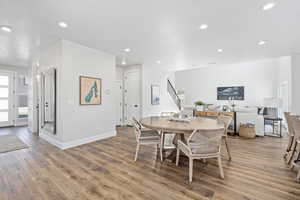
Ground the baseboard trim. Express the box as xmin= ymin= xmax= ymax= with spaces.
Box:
xmin=61 ymin=131 xmax=116 ymax=150
xmin=40 ymin=130 xmax=116 ymax=150
xmin=39 ymin=132 xmax=63 ymax=149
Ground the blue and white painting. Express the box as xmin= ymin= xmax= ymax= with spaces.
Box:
xmin=151 ymin=85 xmax=160 ymax=105
xmin=80 ymin=76 xmax=101 ymax=105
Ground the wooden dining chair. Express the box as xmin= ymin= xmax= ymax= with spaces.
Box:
xmin=284 ymin=112 xmax=294 ymax=160
xmin=217 ymin=114 xmax=233 ymax=161
xmin=289 ymin=117 xmax=300 ymax=181
xmin=287 ymin=114 xmax=300 ymax=165
xmin=132 ymin=117 xmax=163 ymax=162
xmin=176 ymin=128 xmax=225 ymax=182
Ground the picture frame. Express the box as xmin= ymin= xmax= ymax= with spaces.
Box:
xmin=79 ymin=76 xmax=102 ymax=105
xmin=217 ymin=86 xmax=244 ymax=100
xmin=151 ymin=85 xmax=160 ymax=105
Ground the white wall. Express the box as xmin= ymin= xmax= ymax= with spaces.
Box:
xmin=175 ymin=57 xmax=291 ymax=107
xmin=276 ymin=56 xmax=292 ymax=112
xmin=61 ymin=40 xmax=116 ymax=143
xmin=142 ymin=65 xmax=178 ymax=116
xmin=38 ymin=40 xmax=116 ymax=149
xmin=291 ymin=54 xmax=300 ymax=114
xmin=115 ymin=66 xmax=123 ymax=81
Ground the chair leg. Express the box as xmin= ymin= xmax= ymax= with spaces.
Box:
xmin=224 ymin=137 xmax=232 ymax=161
xmin=160 ymin=133 xmax=165 ymax=162
xmin=290 ymin=164 xmax=295 ymax=171
xmin=297 ymin=169 xmax=300 ymax=182
xmin=288 ymin=143 xmax=298 ymax=165
xmin=218 ymin=155 xmax=225 ymax=179
xmin=284 ymin=136 xmax=294 ymax=160
xmin=134 ymin=144 xmax=140 ymax=162
xmin=176 ymin=148 xmax=180 ymax=166
xmin=189 ymin=158 xmax=193 ymax=182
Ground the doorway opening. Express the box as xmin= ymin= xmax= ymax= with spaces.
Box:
xmin=115 ymin=65 xmax=142 ymax=125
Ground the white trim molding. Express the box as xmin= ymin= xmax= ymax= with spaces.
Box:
xmin=40 ymin=130 xmax=116 ymax=150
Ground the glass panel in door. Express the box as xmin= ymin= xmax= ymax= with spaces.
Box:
xmin=0 ymin=72 xmax=13 ymax=127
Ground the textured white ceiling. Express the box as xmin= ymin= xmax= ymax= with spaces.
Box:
xmin=0 ymin=0 xmax=299 ymax=69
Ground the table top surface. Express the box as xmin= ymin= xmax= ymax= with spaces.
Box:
xmin=140 ymin=116 xmax=224 ymax=132
xmin=264 ymin=115 xmax=283 ymax=120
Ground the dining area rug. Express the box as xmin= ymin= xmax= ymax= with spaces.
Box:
xmin=0 ymin=134 xmax=28 ymax=154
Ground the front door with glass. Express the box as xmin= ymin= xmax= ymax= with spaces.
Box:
xmin=0 ymin=71 xmax=13 ymax=127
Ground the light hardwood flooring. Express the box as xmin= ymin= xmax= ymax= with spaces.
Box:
xmin=0 ymin=126 xmax=300 ymax=200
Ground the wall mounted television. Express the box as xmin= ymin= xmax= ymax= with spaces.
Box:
xmin=217 ymin=86 xmax=244 ymax=100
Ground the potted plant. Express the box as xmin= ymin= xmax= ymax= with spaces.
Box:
xmin=194 ymin=101 xmax=205 ymax=111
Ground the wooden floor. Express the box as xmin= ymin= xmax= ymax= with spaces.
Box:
xmin=0 ymin=126 xmax=300 ymax=200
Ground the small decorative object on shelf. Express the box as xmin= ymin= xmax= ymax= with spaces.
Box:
xmin=194 ymin=100 xmax=205 ymax=111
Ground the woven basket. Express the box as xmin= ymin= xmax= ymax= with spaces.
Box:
xmin=239 ymin=124 xmax=256 ymax=139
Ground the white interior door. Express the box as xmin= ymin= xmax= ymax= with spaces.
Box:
xmin=115 ymin=81 xmax=123 ymax=125
xmin=0 ymin=72 xmax=13 ymax=127
xmin=124 ymin=70 xmax=141 ymax=123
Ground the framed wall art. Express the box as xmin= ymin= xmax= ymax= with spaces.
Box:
xmin=80 ymin=76 xmax=101 ymax=105
xmin=151 ymin=85 xmax=160 ymax=105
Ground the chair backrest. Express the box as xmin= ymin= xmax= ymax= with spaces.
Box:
xmin=132 ymin=117 xmax=142 ymax=129
xmin=289 ymin=114 xmax=300 ymax=137
xmin=284 ymin=112 xmax=290 ymax=120
xmin=217 ymin=114 xmax=233 ymax=134
xmin=187 ymin=128 xmax=224 ymax=152
xmin=132 ymin=117 xmax=142 ymax=141
xmin=292 ymin=117 xmax=300 ymax=139
xmin=284 ymin=112 xmax=292 ymax=136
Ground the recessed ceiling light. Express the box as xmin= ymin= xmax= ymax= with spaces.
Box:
xmin=58 ymin=21 xmax=68 ymax=28
xmin=124 ymin=48 xmax=131 ymax=52
xmin=0 ymin=25 xmax=12 ymax=33
xmin=156 ymin=60 xmax=161 ymax=64
xmin=199 ymin=24 xmax=208 ymax=30
xmin=258 ymin=40 xmax=267 ymax=45
xmin=262 ymin=3 xmax=276 ymax=11
xmin=217 ymin=49 xmax=223 ymax=52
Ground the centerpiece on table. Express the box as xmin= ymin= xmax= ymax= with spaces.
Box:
xmin=194 ymin=100 xmax=206 ymax=111
xmin=168 ymin=113 xmax=191 ymax=123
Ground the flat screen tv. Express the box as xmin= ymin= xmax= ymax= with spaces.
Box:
xmin=217 ymin=86 xmax=244 ymax=100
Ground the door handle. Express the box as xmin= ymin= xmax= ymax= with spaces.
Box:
xmin=134 ymin=105 xmax=138 ymax=107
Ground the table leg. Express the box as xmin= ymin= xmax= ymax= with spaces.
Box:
xmin=160 ymin=132 xmax=165 ymax=161
xmin=280 ymin=120 xmax=282 ymax=138
xmin=264 ymin=119 xmax=266 ymax=136
xmin=164 ymin=132 xmax=185 ymax=163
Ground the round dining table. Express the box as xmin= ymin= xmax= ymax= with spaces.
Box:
xmin=140 ymin=116 xmax=224 ymax=161
xmin=140 ymin=116 xmax=224 ymax=133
